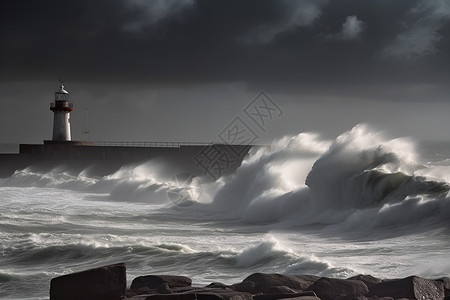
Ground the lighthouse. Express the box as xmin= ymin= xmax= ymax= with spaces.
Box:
xmin=50 ymin=83 xmax=73 ymax=141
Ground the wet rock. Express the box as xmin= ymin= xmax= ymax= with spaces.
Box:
xmin=186 ymin=288 xmax=252 ymax=300
xmin=367 ymin=276 xmax=445 ymax=299
xmin=348 ymin=275 xmax=382 ymax=288
xmin=284 ymin=297 xmax=320 ymax=300
xmin=125 ymin=289 xmax=139 ymax=298
xmin=293 ymin=275 xmax=320 ymax=286
xmin=307 ymin=277 xmax=369 ymax=300
xmin=132 ymin=287 xmax=158 ymax=295
xmin=159 ymin=283 xmax=174 ymax=294
xmin=230 ymin=281 xmax=255 ymax=293
xmin=253 ymin=291 xmax=317 ymax=300
xmin=242 ymin=273 xmax=312 ymax=293
xmin=145 ymin=294 xmax=197 ymax=300
xmin=335 ymin=295 xmax=368 ymax=300
xmin=205 ymin=282 xmax=228 ymax=289
xmin=50 ymin=263 xmax=126 ymax=300
xmin=172 ymin=287 xmax=199 ymax=294
xmin=436 ymin=277 xmax=450 ymax=296
xmin=267 ymin=286 xmax=298 ymax=294
xmin=131 ymin=275 xmax=192 ymax=293
xmin=126 ymin=296 xmax=151 ymax=300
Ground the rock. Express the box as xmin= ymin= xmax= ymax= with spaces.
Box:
xmin=367 ymin=276 xmax=445 ymax=299
xmin=195 ymin=291 xmax=251 ymax=300
xmin=242 ymin=273 xmax=312 ymax=293
xmin=253 ymin=291 xmax=317 ymax=300
xmin=436 ymin=277 xmax=450 ymax=296
xmin=145 ymin=294 xmax=197 ymax=300
xmin=186 ymin=288 xmax=252 ymax=300
xmin=159 ymin=283 xmax=174 ymax=294
xmin=348 ymin=275 xmax=382 ymax=288
xmin=307 ymin=277 xmax=369 ymax=300
xmin=127 ymin=296 xmax=151 ymax=300
xmin=293 ymin=275 xmax=320 ymax=286
xmin=335 ymin=296 xmax=368 ymax=300
xmin=172 ymin=286 xmax=199 ymax=293
xmin=267 ymin=286 xmax=298 ymax=294
xmin=230 ymin=281 xmax=255 ymax=293
xmin=126 ymin=289 xmax=139 ymax=298
xmin=284 ymin=297 xmax=320 ymax=300
xmin=142 ymin=287 xmax=252 ymax=300
xmin=131 ymin=275 xmax=192 ymax=293
xmin=49 ymin=263 xmax=126 ymax=300
xmin=205 ymin=282 xmax=229 ymax=289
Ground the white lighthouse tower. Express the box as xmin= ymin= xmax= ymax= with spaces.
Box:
xmin=50 ymin=83 xmax=73 ymax=141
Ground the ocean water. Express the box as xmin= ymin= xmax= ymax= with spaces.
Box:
xmin=1 ymin=124 xmax=450 ymax=299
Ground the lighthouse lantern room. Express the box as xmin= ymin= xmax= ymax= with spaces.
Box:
xmin=50 ymin=83 xmax=73 ymax=141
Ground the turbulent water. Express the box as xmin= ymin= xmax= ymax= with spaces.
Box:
xmin=1 ymin=124 xmax=450 ymax=299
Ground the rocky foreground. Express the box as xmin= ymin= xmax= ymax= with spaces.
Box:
xmin=49 ymin=263 xmax=450 ymax=300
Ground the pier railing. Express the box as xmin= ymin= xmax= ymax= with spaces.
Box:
xmin=93 ymin=141 xmax=214 ymax=148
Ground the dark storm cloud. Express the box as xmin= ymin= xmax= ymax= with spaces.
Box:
xmin=1 ymin=0 xmax=449 ymax=88
xmin=381 ymin=1 xmax=450 ymax=61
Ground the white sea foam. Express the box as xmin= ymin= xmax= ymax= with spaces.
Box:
xmin=1 ymin=124 xmax=450 ymax=299
xmin=209 ymin=124 xmax=450 ymax=230
xmin=2 ymin=124 xmax=449 ymax=230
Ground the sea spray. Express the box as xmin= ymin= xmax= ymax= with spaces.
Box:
xmin=1 ymin=125 xmax=450 ymax=299
xmin=2 ymin=124 xmax=449 ymax=230
xmin=210 ymin=124 xmax=450 ymax=231
xmin=211 ymin=132 xmax=328 ymax=222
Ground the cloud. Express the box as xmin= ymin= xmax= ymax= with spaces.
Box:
xmin=327 ymin=15 xmax=364 ymax=40
xmin=381 ymin=0 xmax=450 ymax=60
xmin=122 ymin=0 xmax=196 ymax=31
xmin=340 ymin=15 xmax=364 ymax=40
xmin=1 ymin=0 xmax=449 ymax=88
xmin=242 ymin=0 xmax=326 ymax=44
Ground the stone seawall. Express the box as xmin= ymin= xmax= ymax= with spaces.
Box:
xmin=0 ymin=143 xmax=253 ymax=178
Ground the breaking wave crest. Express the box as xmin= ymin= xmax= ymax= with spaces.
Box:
xmin=211 ymin=124 xmax=450 ymax=231
xmin=2 ymin=124 xmax=450 ymax=232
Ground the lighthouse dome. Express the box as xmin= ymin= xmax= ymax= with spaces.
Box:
xmin=56 ymin=84 xmax=69 ymax=94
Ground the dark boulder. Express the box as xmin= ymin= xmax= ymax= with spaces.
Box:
xmin=283 ymin=297 xmax=320 ymax=300
xmin=253 ymin=291 xmax=317 ymax=300
xmin=267 ymin=286 xmax=298 ymax=294
xmin=230 ymin=281 xmax=255 ymax=293
xmin=293 ymin=275 xmax=320 ymax=285
xmin=307 ymin=277 xmax=369 ymax=300
xmin=50 ymin=263 xmax=126 ymax=300
xmin=159 ymin=283 xmax=174 ymax=294
xmin=205 ymin=282 xmax=228 ymax=289
xmin=242 ymin=273 xmax=312 ymax=293
xmin=131 ymin=275 xmax=192 ymax=292
xmin=187 ymin=288 xmax=252 ymax=300
xmin=145 ymin=294 xmax=197 ymax=300
xmin=143 ymin=287 xmax=252 ymax=300
xmin=335 ymin=296 xmax=368 ymax=300
xmin=348 ymin=275 xmax=382 ymax=288
xmin=195 ymin=292 xmax=250 ymax=300
xmin=367 ymin=276 xmax=444 ymax=299
xmin=436 ymin=277 xmax=450 ymax=296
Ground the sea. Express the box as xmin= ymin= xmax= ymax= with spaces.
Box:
xmin=1 ymin=124 xmax=450 ymax=299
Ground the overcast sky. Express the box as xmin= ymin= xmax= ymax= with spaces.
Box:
xmin=1 ymin=0 xmax=450 ymax=144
